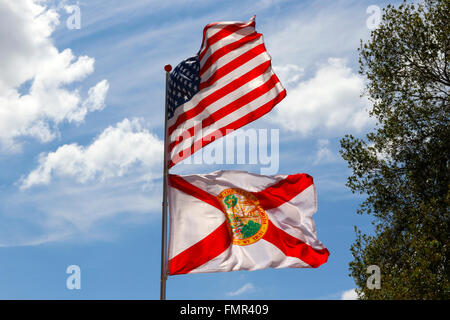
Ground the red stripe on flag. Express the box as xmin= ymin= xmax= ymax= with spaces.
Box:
xmin=200 ymin=32 xmax=262 ymax=77
xmin=168 ymin=88 xmax=286 ymax=168
xmin=199 ymin=22 xmax=221 ymax=55
xmin=252 ymin=174 xmax=314 ymax=210
xmin=168 ymin=174 xmax=223 ymax=212
xmin=168 ymin=60 xmax=271 ymax=137
xmin=169 ymin=221 xmax=231 ymax=275
xmin=200 ymin=43 xmax=267 ymax=90
xmin=199 ymin=19 xmax=256 ymax=62
xmin=263 ymin=220 xmax=330 ymax=268
xmin=169 ymin=73 xmax=280 ymax=153
xmin=168 ymin=171 xmax=328 ymax=273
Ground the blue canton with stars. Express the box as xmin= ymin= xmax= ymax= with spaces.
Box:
xmin=167 ymin=56 xmax=201 ymax=120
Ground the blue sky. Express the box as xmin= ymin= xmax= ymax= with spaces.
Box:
xmin=0 ymin=0 xmax=399 ymax=299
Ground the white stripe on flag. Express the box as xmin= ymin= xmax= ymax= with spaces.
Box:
xmin=167 ymin=17 xmax=285 ymax=168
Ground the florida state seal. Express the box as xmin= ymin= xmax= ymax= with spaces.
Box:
xmin=217 ymin=188 xmax=268 ymax=246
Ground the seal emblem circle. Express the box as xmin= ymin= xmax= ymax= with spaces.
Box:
xmin=217 ymin=188 xmax=268 ymax=246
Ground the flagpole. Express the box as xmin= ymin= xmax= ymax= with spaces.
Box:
xmin=160 ymin=64 xmax=172 ymax=300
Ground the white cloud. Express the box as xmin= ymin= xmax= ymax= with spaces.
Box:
xmin=0 ymin=230 xmax=72 ymax=248
xmin=341 ymin=288 xmax=358 ymax=300
xmin=314 ymin=139 xmax=337 ymax=165
xmin=20 ymin=118 xmax=163 ymax=189
xmin=0 ymin=0 xmax=108 ymax=152
xmin=271 ymin=58 xmax=373 ymax=137
xmin=76 ymin=79 xmax=109 ymax=121
xmin=226 ymin=283 xmax=255 ymax=297
xmin=0 ymin=174 xmax=163 ymax=246
xmin=264 ymin=0 xmax=370 ymax=67
xmin=273 ymin=64 xmax=304 ymax=87
xmin=0 ymin=117 xmax=164 ymax=246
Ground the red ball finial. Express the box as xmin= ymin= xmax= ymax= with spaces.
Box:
xmin=164 ymin=64 xmax=172 ymax=72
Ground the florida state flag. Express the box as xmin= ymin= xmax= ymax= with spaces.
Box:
xmin=167 ymin=170 xmax=329 ymax=275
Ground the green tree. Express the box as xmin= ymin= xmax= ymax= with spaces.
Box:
xmin=340 ymin=0 xmax=449 ymax=299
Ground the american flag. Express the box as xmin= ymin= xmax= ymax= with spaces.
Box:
xmin=167 ymin=16 xmax=286 ymax=168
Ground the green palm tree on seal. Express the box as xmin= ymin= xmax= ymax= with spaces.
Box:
xmin=224 ymin=194 xmax=242 ymax=232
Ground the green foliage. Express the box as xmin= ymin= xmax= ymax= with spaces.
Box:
xmin=224 ymin=195 xmax=238 ymax=208
xmin=340 ymin=0 xmax=449 ymax=299
xmin=241 ymin=220 xmax=261 ymax=239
